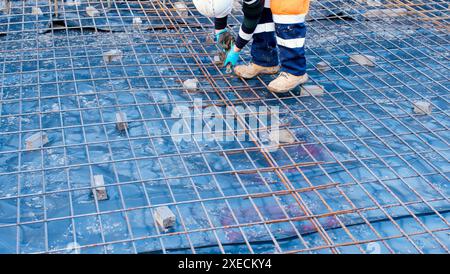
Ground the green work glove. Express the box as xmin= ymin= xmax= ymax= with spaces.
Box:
xmin=224 ymin=46 xmax=240 ymax=68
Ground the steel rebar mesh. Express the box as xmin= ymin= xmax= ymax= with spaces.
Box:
xmin=0 ymin=0 xmax=448 ymax=254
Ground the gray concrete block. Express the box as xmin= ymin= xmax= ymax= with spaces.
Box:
xmin=86 ymin=6 xmax=99 ymax=17
xmin=413 ymin=101 xmax=432 ymax=115
xmin=350 ymin=54 xmax=376 ymax=67
xmin=31 ymin=7 xmax=43 ymax=16
xmin=269 ymin=129 xmax=296 ymax=144
xmin=91 ymin=175 xmax=108 ymax=201
xmin=154 ymin=206 xmax=176 ymax=230
xmin=174 ymin=2 xmax=189 ymax=18
xmin=301 ymin=85 xmax=325 ymax=97
xmin=25 ymin=132 xmax=49 ymax=150
xmin=317 ymin=61 xmax=331 ymax=72
xmin=103 ymin=49 xmax=123 ymax=63
xmin=116 ymin=112 xmax=128 ymax=131
xmin=183 ymin=79 xmax=199 ymax=92
xmin=133 ymin=17 xmax=142 ymax=27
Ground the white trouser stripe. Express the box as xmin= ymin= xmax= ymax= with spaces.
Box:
xmin=239 ymin=27 xmax=253 ymax=41
xmin=273 ymin=14 xmax=306 ymax=24
xmin=244 ymin=0 xmax=258 ymax=5
xmin=254 ymin=23 xmax=275 ymax=34
xmin=276 ymin=37 xmax=305 ymax=49
xmin=239 ymin=22 xmax=275 ymax=42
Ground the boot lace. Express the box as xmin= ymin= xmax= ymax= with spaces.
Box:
xmin=279 ymin=72 xmax=290 ymax=79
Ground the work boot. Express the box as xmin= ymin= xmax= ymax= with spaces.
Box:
xmin=234 ymin=63 xmax=280 ymax=79
xmin=268 ymin=72 xmax=309 ymax=93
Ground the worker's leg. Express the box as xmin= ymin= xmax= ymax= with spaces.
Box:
xmin=274 ymin=21 xmax=307 ymax=76
xmin=234 ymin=6 xmax=280 ymax=79
xmin=251 ymin=7 xmax=279 ymax=68
xmin=268 ymin=0 xmax=310 ymax=93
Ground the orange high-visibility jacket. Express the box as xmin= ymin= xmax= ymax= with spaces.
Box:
xmin=270 ymin=0 xmax=310 ymax=16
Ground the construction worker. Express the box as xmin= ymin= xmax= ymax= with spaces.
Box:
xmin=193 ymin=0 xmax=310 ymax=93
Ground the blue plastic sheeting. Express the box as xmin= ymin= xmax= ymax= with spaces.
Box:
xmin=0 ymin=0 xmax=449 ymax=253
xmin=0 ymin=1 xmax=52 ymax=34
xmin=0 ymin=0 xmax=199 ymax=34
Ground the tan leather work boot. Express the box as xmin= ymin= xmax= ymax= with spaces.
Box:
xmin=234 ymin=63 xmax=280 ymax=79
xmin=268 ymin=72 xmax=309 ymax=93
